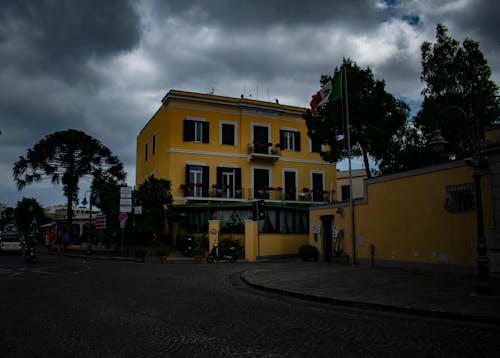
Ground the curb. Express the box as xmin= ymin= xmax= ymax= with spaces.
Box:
xmin=240 ymin=272 xmax=500 ymax=326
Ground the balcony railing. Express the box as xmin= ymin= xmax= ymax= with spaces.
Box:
xmin=180 ymin=185 xmax=333 ymax=203
xmin=247 ymin=143 xmax=280 ymax=163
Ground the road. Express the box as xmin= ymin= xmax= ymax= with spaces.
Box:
xmin=1 ymin=253 xmax=499 ymax=357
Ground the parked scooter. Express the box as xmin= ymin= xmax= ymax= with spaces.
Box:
xmin=183 ymin=237 xmax=193 ymax=256
xmin=206 ymin=243 xmax=237 ymax=263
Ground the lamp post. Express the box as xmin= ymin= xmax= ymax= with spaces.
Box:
xmin=82 ymin=190 xmax=99 ymax=255
xmin=428 ymin=106 xmax=492 ymax=295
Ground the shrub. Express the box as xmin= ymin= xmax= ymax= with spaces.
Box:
xmin=299 ymin=245 xmax=319 ymax=261
xmin=158 ymin=245 xmax=170 ymax=256
xmin=134 ymin=246 xmax=147 ymax=258
xmin=219 ymin=237 xmax=244 ymax=258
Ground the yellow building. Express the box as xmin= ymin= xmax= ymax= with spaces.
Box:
xmin=136 ymin=90 xmax=336 ymax=244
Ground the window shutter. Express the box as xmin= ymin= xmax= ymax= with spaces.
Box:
xmin=183 ymin=120 xmax=194 ymax=142
xmin=217 ymin=167 xmax=223 ymax=187
xmin=202 ymin=122 xmax=209 ymax=143
xmin=311 ymin=135 xmax=321 ymax=153
xmin=185 ymin=165 xmax=191 ymax=185
xmin=294 ymin=132 xmax=301 ymax=151
xmin=235 ymin=168 xmax=241 ymax=188
xmin=202 ymin=166 xmax=209 ymax=196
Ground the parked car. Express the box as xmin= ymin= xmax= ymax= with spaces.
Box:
xmin=0 ymin=230 xmax=23 ymax=254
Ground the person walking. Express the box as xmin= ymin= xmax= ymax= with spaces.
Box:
xmin=47 ymin=229 xmax=56 ymax=251
xmin=62 ymin=232 xmax=70 ymax=252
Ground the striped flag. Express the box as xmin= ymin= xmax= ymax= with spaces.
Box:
xmin=310 ymin=71 xmax=342 ymax=112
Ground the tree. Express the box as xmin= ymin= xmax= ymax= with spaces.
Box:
xmin=13 ymin=129 xmax=126 ymax=232
xmin=134 ymin=176 xmax=173 ymax=243
xmin=304 ymin=59 xmax=409 ymax=178
xmin=1 ymin=206 xmax=15 ymax=229
xmin=415 ymin=24 xmax=499 ymax=159
xmin=90 ymin=174 xmax=122 ymax=242
xmin=14 ymin=197 xmax=47 ymax=237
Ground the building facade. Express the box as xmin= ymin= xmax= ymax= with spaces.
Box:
xmin=136 ymin=90 xmax=336 ymax=238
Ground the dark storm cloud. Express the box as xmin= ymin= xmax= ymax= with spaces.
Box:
xmin=0 ymin=0 xmax=498 ymax=208
xmin=150 ymin=0 xmax=389 ymax=31
xmin=0 ymin=0 xmax=141 ymax=79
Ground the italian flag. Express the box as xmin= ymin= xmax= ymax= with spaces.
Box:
xmin=310 ymin=71 xmax=342 ymax=112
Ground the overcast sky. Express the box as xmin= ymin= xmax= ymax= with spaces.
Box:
xmin=0 ymin=0 xmax=498 ymax=209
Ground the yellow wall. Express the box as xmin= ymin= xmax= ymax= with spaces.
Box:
xmin=259 ymin=233 xmax=309 ymax=257
xmin=310 ymin=162 xmax=494 ymax=270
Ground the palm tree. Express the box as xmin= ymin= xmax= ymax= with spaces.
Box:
xmin=13 ymin=129 xmax=126 ymax=232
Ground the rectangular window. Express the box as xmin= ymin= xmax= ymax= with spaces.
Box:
xmin=221 ymin=123 xmax=236 ymax=145
xmin=284 ymin=170 xmax=297 ymax=200
xmin=144 ymin=142 xmax=148 ymax=162
xmin=217 ymin=167 xmax=242 ymax=198
xmin=341 ymin=185 xmax=350 ymax=201
xmin=183 ymin=119 xmax=209 ymax=143
xmin=445 ymin=183 xmax=474 ymax=212
xmin=280 ymin=130 xmax=301 ymax=151
xmin=152 ymin=134 xmax=156 ymax=155
xmin=311 ymin=135 xmax=322 ymax=153
xmin=283 ymin=131 xmax=294 ymax=150
xmin=312 ymin=172 xmax=324 ymax=201
xmin=190 ymin=166 xmax=203 ymax=197
xmin=185 ymin=164 xmax=209 ymax=197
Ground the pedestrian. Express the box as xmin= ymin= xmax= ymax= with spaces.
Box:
xmin=47 ymin=229 xmax=56 ymax=251
xmin=62 ymin=232 xmax=70 ymax=252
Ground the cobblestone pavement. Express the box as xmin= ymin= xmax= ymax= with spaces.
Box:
xmin=241 ymin=260 xmax=500 ymax=325
xmin=1 ymin=252 xmax=500 ymax=357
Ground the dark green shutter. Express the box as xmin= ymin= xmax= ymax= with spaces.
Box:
xmin=202 ymin=122 xmax=209 ymax=143
xmin=294 ymin=132 xmax=301 ymax=151
xmin=202 ymin=166 xmax=209 ymax=196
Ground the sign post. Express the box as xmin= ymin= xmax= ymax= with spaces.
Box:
xmin=119 ymin=212 xmax=128 ymax=256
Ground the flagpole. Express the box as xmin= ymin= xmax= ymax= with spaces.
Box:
xmin=342 ymin=65 xmax=356 ymax=265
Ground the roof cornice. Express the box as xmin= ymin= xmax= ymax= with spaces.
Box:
xmin=161 ymin=90 xmax=305 ymax=117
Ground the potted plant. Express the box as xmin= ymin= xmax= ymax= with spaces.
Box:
xmin=192 ymin=247 xmax=205 ymax=264
xmin=158 ymin=245 xmax=170 ymax=264
xmin=134 ymin=246 xmax=147 ymax=263
xmin=299 ymin=244 xmax=319 ymax=261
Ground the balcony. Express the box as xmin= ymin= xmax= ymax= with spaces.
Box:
xmin=180 ymin=184 xmax=333 ymax=203
xmin=247 ymin=142 xmax=280 ymax=163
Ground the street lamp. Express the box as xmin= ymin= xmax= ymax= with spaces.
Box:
xmin=428 ymin=105 xmax=492 ymax=295
xmin=82 ymin=190 xmax=99 ymax=255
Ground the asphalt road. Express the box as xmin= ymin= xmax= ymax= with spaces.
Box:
xmin=1 ymin=253 xmax=499 ymax=357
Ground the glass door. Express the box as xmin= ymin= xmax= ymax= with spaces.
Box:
xmin=222 ymin=171 xmax=235 ymax=198
xmin=254 ymin=168 xmax=270 ymax=199
xmin=253 ymin=125 xmax=269 ymax=154
xmin=189 ymin=166 xmax=203 ymax=197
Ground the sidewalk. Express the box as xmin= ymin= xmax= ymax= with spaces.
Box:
xmin=241 ymin=261 xmax=500 ymax=325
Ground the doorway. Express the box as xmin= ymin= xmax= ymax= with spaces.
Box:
xmin=321 ymin=215 xmax=334 ymax=262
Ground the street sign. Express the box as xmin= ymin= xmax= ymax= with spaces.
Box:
xmin=120 ymin=186 xmax=132 ymax=198
xmin=95 ymin=214 xmax=106 ymax=230
xmin=119 ymin=212 xmax=128 ymax=223
xmin=119 ymin=186 xmax=133 ymax=213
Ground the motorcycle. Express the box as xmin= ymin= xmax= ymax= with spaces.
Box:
xmin=183 ymin=237 xmax=193 ymax=256
xmin=206 ymin=243 xmax=237 ymax=263
xmin=24 ymin=245 xmax=36 ymax=262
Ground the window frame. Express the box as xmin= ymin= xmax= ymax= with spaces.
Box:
xmin=220 ymin=121 xmax=237 ymax=146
